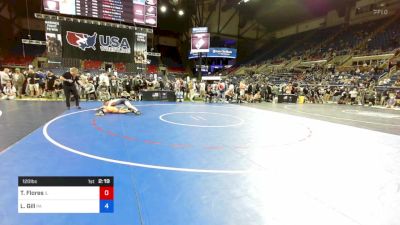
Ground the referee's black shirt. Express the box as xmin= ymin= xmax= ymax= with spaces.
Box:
xmin=62 ymin=72 xmax=79 ymax=87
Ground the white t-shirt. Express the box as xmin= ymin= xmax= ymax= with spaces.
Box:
xmin=0 ymin=71 xmax=10 ymax=85
xmin=349 ymin=90 xmax=358 ymax=98
xmin=199 ymin=83 xmax=205 ymax=91
xmin=3 ymin=86 xmax=16 ymax=95
xmin=99 ymin=74 xmax=110 ymax=86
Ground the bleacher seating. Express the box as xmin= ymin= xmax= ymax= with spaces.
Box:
xmin=114 ymin=63 xmax=126 ymax=72
xmin=0 ymin=55 xmax=34 ymax=67
xmin=83 ymin=60 xmax=102 ymax=70
xmin=147 ymin=65 xmax=158 ymax=73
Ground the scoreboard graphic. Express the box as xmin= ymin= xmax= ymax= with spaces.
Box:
xmin=191 ymin=27 xmax=210 ymax=54
xmin=43 ymin=0 xmax=157 ymax=27
xmin=18 ymin=177 xmax=114 ymax=213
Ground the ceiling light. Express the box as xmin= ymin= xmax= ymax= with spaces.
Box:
xmin=160 ymin=5 xmax=167 ymax=13
xmin=178 ymin=9 xmax=184 ymax=16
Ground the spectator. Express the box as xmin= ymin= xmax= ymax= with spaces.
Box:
xmin=99 ymin=73 xmax=110 ymax=89
xmin=188 ymin=80 xmax=196 ymax=102
xmin=12 ymin=68 xmax=25 ymax=98
xmin=2 ymin=81 xmax=16 ymax=100
xmin=97 ymin=81 xmax=111 ymax=101
xmin=0 ymin=68 xmax=11 ymax=92
xmin=27 ymin=68 xmax=39 ymax=97
xmin=84 ymin=80 xmax=96 ymax=101
xmin=37 ymin=71 xmax=46 ymax=97
xmin=349 ymin=88 xmax=358 ymax=105
xmin=60 ymin=67 xmax=81 ymax=110
xmin=199 ymin=81 xmax=206 ymax=99
xmin=45 ymin=71 xmax=57 ymax=98
xmin=109 ymin=75 xmax=119 ymax=98
xmin=53 ymin=79 xmax=63 ymax=99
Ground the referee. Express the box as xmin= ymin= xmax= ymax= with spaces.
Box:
xmin=60 ymin=67 xmax=81 ymax=110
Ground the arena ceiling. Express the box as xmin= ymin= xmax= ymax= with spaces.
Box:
xmin=218 ymin=0 xmax=357 ymax=30
xmin=0 ymin=0 xmax=358 ymax=55
xmin=3 ymin=0 xmax=358 ymax=33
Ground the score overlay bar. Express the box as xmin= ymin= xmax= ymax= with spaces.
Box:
xmin=18 ymin=177 xmax=114 ymax=213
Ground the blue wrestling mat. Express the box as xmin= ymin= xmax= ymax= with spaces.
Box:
xmin=1 ymin=102 xmax=399 ymax=225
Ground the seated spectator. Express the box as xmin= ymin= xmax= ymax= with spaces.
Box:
xmin=394 ymin=79 xmax=400 ymax=87
xmin=396 ymin=91 xmax=400 ymax=106
xmin=2 ymin=81 xmax=16 ymax=100
xmin=0 ymin=68 xmax=11 ymax=91
xmin=204 ymin=83 xmax=217 ymax=103
xmin=120 ymin=90 xmax=131 ymax=99
xmin=225 ymin=84 xmax=235 ymax=102
xmin=386 ymin=93 xmax=396 ymax=108
xmin=252 ymin=91 xmax=262 ymax=103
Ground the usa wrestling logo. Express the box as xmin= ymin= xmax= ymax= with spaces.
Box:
xmin=66 ymin=31 xmax=97 ymax=51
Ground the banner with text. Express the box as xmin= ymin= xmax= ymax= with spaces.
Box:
xmin=134 ymin=31 xmax=147 ymax=71
xmin=45 ymin=19 xmax=63 ymax=63
xmin=189 ymin=48 xmax=237 ymax=59
xmin=61 ymin=21 xmax=134 ymax=62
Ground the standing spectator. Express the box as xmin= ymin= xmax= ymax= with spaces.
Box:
xmin=122 ymin=75 xmax=132 ymax=93
xmin=239 ymin=81 xmax=246 ymax=100
xmin=2 ymin=81 xmax=16 ymax=100
xmin=60 ymin=67 xmax=81 ymax=110
xmin=182 ymin=80 xmax=188 ymax=100
xmin=217 ymin=81 xmax=226 ymax=101
xmin=53 ymin=79 xmax=63 ymax=99
xmin=349 ymin=88 xmax=358 ymax=105
xmin=13 ymin=68 xmax=25 ymax=98
xmin=45 ymin=71 xmax=57 ymax=99
xmin=225 ymin=83 xmax=235 ymax=102
xmin=332 ymin=88 xmax=341 ymax=103
xmin=27 ymin=68 xmax=40 ymax=97
xmin=132 ymin=75 xmax=142 ymax=101
xmin=199 ymin=81 xmax=206 ymax=99
xmin=78 ymin=73 xmax=88 ymax=99
xmin=366 ymin=89 xmax=376 ymax=106
xmin=99 ymin=73 xmax=110 ymax=91
xmin=109 ymin=75 xmax=119 ymax=98
xmin=159 ymin=78 xmax=165 ymax=90
xmin=84 ymin=80 xmax=96 ymax=101
xmin=359 ymin=88 xmax=366 ymax=106
xmin=380 ymin=90 xmax=389 ymax=106
xmin=175 ymin=78 xmax=183 ymax=102
xmin=37 ymin=71 xmax=46 ymax=97
xmin=188 ymin=80 xmax=196 ymax=102
xmin=94 ymin=75 xmax=100 ymax=90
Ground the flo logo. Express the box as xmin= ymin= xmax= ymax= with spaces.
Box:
xmin=66 ymin=31 xmax=97 ymax=51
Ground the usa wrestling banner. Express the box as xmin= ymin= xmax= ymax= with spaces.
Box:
xmin=61 ymin=21 xmax=134 ymax=62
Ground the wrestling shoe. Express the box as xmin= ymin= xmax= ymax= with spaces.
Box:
xmin=95 ymin=111 xmax=105 ymax=116
xmin=134 ymin=110 xmax=141 ymax=115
